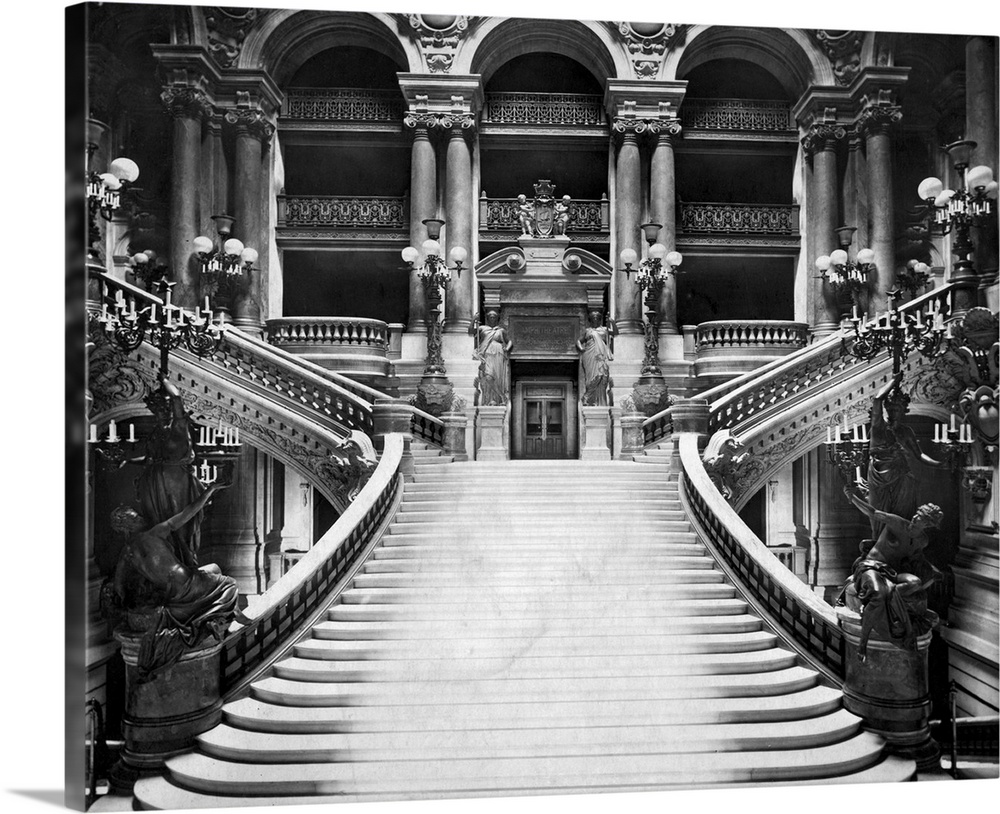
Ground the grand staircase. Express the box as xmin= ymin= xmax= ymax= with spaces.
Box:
xmin=134 ymin=455 xmax=914 ymax=808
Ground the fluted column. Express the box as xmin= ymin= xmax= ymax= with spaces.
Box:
xmin=443 ymin=118 xmax=474 ymax=334
xmin=225 ymin=107 xmax=274 ymax=334
xmin=858 ymin=103 xmax=902 ymax=313
xmin=650 ymin=124 xmax=681 ymax=334
xmin=803 ymin=124 xmax=845 ymax=334
xmin=405 ymin=119 xmax=436 ymax=330
xmin=161 ymin=85 xmax=211 ymax=308
xmin=967 ymin=36 xmax=999 ymax=287
xmin=614 ymin=124 xmax=643 ymax=333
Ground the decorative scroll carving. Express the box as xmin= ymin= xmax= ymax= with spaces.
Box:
xmin=405 ymin=14 xmax=471 ymax=73
xmin=279 ymin=196 xmax=406 ymax=229
xmin=482 ymin=92 xmax=605 ymax=126
xmin=223 ymin=105 xmax=275 ymax=143
xmin=802 ymin=121 xmax=847 ymax=156
xmin=962 ymin=466 xmax=994 ymax=506
xmin=160 ymin=85 xmax=213 ymax=120
xmin=679 ymin=203 xmax=797 ymax=235
xmin=702 ymin=431 xmax=766 ymax=503
xmin=682 ymin=98 xmax=794 ymax=132
xmin=87 ymin=323 xmax=152 ymax=415
xmin=204 ymin=7 xmax=260 ymax=68
xmin=812 ymin=30 xmax=864 ymax=87
xmin=615 ymin=22 xmax=683 ymax=78
xmin=403 ymin=112 xmax=476 ymax=132
xmin=857 ymin=91 xmax=903 ymax=138
xmin=284 ymin=88 xmax=403 ymax=122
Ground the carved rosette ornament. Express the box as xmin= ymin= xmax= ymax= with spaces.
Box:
xmin=812 ymin=30 xmax=864 ymax=87
xmin=223 ymin=106 xmax=275 ymax=144
xmin=204 ymin=7 xmax=260 ymax=69
xmin=615 ymin=22 xmax=682 ymax=79
xmin=161 ymin=85 xmax=214 ymax=121
xmin=405 ymin=14 xmax=471 ymax=74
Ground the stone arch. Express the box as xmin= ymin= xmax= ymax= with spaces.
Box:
xmin=239 ymin=10 xmax=420 ymax=86
xmin=460 ymin=17 xmax=629 ymax=85
xmin=666 ymin=26 xmax=832 ymax=96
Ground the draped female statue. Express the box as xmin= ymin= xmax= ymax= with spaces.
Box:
xmin=474 ymin=311 xmax=513 ymax=406
xmin=577 ymin=311 xmax=614 ymax=406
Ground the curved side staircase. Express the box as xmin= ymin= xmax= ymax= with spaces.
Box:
xmin=135 ymin=456 xmax=914 ymax=808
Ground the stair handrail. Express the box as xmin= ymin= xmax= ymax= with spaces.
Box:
xmin=641 ymin=283 xmax=957 ymax=444
xmin=677 ymin=432 xmax=846 ymax=681
xmin=220 ymin=433 xmax=405 ymax=695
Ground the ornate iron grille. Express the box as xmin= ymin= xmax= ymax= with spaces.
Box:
xmin=284 ymin=88 xmax=404 ymax=121
xmin=481 ymin=197 xmax=608 ymax=232
xmin=682 ymin=98 xmax=794 ymax=132
xmin=483 ymin=92 xmax=606 ymax=126
xmin=679 ymin=203 xmax=796 ymax=234
xmin=281 ymin=196 xmax=407 ymax=228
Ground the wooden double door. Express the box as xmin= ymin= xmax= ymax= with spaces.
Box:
xmin=512 ymin=377 xmax=578 ymax=459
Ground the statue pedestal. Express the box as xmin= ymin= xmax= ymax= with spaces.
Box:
xmin=580 ymin=406 xmax=612 ymax=460
xmin=619 ymin=411 xmax=646 ymax=459
xmin=836 ymin=608 xmax=940 ymax=770
xmin=476 ymin=405 xmax=507 ymax=460
xmin=109 ymin=633 xmax=224 ymax=790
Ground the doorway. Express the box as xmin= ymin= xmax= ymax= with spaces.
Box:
xmin=511 ymin=361 xmax=578 ymax=459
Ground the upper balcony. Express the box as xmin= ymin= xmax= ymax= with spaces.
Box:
xmin=480 ymin=92 xmax=607 ymax=139
xmin=677 ymin=202 xmax=800 ymax=253
xmin=280 ymin=88 xmax=405 ymax=135
xmin=277 ymin=194 xmax=408 ymax=246
xmin=680 ymin=98 xmax=797 ymax=143
xmin=478 ymin=193 xmax=610 ymax=246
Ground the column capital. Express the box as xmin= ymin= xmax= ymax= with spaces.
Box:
xmin=404 ymin=111 xmax=476 ymax=136
xmin=223 ymin=104 xmax=275 ymax=144
xmin=161 ymin=84 xmax=214 ymax=121
xmin=855 ymin=96 xmax=903 ymax=139
xmin=398 ymin=73 xmax=484 ymax=135
xmin=802 ymin=121 xmax=847 ymax=156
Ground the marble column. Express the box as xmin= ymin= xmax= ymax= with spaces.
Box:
xmin=859 ymin=105 xmax=902 ymax=313
xmin=614 ymin=126 xmax=643 ymax=334
xmin=967 ymin=36 xmax=999 ymax=288
xmin=444 ymin=120 xmax=474 ymax=334
xmin=804 ymin=125 xmax=844 ymax=334
xmin=202 ymin=443 xmax=261 ymax=596
xmin=406 ymin=121 xmax=436 ymax=331
xmin=161 ymin=86 xmax=211 ymax=308
xmin=650 ymin=125 xmax=681 ymax=335
xmin=226 ymin=108 xmax=273 ymax=334
xmin=811 ymin=452 xmax=869 ymax=602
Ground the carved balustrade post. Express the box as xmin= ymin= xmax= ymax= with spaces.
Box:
xmin=225 ymin=104 xmax=274 ymax=335
xmin=161 ymin=84 xmax=213 ymax=308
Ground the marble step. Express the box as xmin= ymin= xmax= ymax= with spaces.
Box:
xmin=374 ymin=535 xmax=702 ymax=549
xmin=150 ymin=734 xmax=888 ymax=797
xmin=224 ymin=684 xmax=844 ymax=734
xmin=368 ymin=549 xmax=708 ymax=566
xmin=133 ymin=756 xmax=916 ymax=809
xmin=197 ymin=709 xmax=861 ymax=763
xmin=353 ymin=565 xmax=716 ymax=582
xmin=274 ymin=647 xmax=795 ymax=681
xmin=291 ymin=630 xmax=778 ymax=661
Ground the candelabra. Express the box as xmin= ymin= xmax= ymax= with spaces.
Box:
xmin=897 ymin=259 xmax=933 ymax=299
xmin=815 ymin=226 xmax=874 ymax=314
xmin=95 ymin=280 xmax=226 ymax=376
xmin=620 ymin=222 xmax=683 ymax=378
xmin=193 ymin=215 xmax=259 ymax=318
xmin=86 ymin=119 xmax=139 ymax=262
xmin=825 ymin=419 xmax=870 ymax=487
xmin=87 ymin=419 xmax=141 ymax=468
xmin=401 ymin=218 xmax=467 ymax=377
xmin=845 ymin=290 xmax=948 ymax=375
xmin=916 ymin=140 xmax=997 ymax=313
xmin=932 ymin=414 xmax=975 ymax=470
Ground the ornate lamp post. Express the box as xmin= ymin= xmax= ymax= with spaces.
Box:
xmin=897 ymin=259 xmax=933 ymax=299
xmin=126 ymin=248 xmax=169 ymax=293
xmin=401 ymin=218 xmax=467 ymax=414
xmin=815 ymin=226 xmax=874 ymax=317
xmin=86 ymin=121 xmax=139 ymax=264
xmin=916 ymin=140 xmax=997 ymax=315
xmin=193 ymin=215 xmax=259 ymax=320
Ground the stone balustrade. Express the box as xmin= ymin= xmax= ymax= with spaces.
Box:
xmin=282 ymin=88 xmax=403 ymax=122
xmin=681 ymin=98 xmax=795 ymax=132
xmin=278 ymin=195 xmax=407 ymax=229
xmin=482 ymin=92 xmax=606 ymax=126
xmin=692 ymin=319 xmax=809 ymax=384
xmin=266 ymin=317 xmax=391 ymax=386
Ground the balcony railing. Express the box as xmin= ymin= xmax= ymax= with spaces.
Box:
xmin=482 ymin=92 xmax=606 ymax=126
xmin=278 ymin=195 xmax=407 ymax=229
xmin=694 ymin=320 xmax=809 ymax=353
xmin=282 ymin=87 xmax=404 ymax=122
xmin=679 ymin=202 xmax=799 ymax=235
xmin=682 ymin=98 xmax=795 ymax=132
xmin=267 ymin=318 xmax=389 ymax=351
xmin=480 ymin=195 xmax=610 ymax=233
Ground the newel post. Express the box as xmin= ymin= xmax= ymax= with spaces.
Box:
xmin=372 ymin=399 xmax=414 ymax=478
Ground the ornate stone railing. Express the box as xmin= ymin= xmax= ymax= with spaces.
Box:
xmin=681 ymin=98 xmax=794 ymax=132
xmin=678 ymin=433 xmax=846 ymax=680
xmin=278 ymin=195 xmax=407 ymax=229
xmin=281 ymin=87 xmax=403 ymax=122
xmin=694 ymin=320 xmax=809 ymax=353
xmin=221 ymin=434 xmax=405 ymax=694
xmin=267 ymin=318 xmax=389 ymax=350
xmin=479 ymin=195 xmax=610 ymax=233
xmin=679 ymin=202 xmax=799 ymax=235
xmin=482 ymin=92 xmax=606 ymax=126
